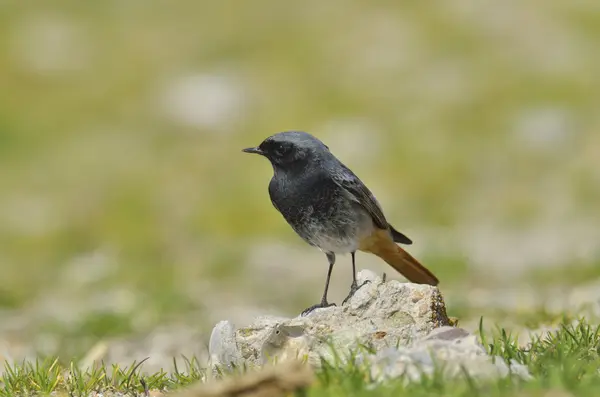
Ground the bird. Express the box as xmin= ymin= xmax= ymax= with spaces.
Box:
xmin=242 ymin=131 xmax=439 ymax=315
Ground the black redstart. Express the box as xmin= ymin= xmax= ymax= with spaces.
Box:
xmin=243 ymin=131 xmax=439 ymax=315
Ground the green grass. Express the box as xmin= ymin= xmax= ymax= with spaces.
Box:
xmin=0 ymin=356 xmax=206 ymax=397
xmin=1 ymin=317 xmax=599 ymax=396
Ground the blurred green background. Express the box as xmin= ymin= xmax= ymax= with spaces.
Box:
xmin=1 ymin=0 xmax=599 ymax=363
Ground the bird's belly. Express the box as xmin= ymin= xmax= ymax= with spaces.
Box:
xmin=297 ymin=203 xmax=375 ymax=254
xmin=309 ymin=231 xmax=360 ymax=254
xmin=270 ymin=175 xmax=377 ymax=254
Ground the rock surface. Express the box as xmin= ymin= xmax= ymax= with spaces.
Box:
xmin=363 ymin=326 xmax=532 ymax=383
xmin=208 ymin=269 xmax=450 ymax=370
xmin=208 ymin=269 xmax=532 ymax=383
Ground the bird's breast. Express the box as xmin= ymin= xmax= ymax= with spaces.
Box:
xmin=268 ymin=173 xmax=375 ymax=253
xmin=269 ymin=173 xmax=338 ymax=221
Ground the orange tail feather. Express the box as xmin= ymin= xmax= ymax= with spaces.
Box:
xmin=359 ymin=229 xmax=439 ymax=286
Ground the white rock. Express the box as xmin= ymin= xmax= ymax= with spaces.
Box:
xmin=208 ymin=270 xmax=532 ymax=383
xmin=208 ymin=270 xmax=450 ymax=372
xmin=365 ymin=325 xmax=533 ymax=383
xmin=208 ymin=321 xmax=239 ymax=371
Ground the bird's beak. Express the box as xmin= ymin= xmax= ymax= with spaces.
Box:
xmin=242 ymin=146 xmax=264 ymax=155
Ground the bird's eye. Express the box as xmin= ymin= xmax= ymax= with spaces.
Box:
xmin=274 ymin=144 xmax=286 ymax=156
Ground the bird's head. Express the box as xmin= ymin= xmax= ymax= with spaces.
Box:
xmin=242 ymin=131 xmax=329 ymax=171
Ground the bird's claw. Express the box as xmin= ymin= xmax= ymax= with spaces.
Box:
xmin=342 ymin=280 xmax=371 ymax=305
xmin=301 ymin=301 xmax=336 ymax=316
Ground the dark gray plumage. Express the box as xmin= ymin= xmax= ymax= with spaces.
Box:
xmin=243 ymin=131 xmax=438 ymax=315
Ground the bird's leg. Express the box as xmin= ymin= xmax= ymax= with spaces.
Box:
xmin=301 ymin=252 xmax=337 ymax=316
xmin=342 ymin=251 xmax=371 ymax=305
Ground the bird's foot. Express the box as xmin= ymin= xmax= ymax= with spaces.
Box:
xmin=342 ymin=280 xmax=371 ymax=305
xmin=301 ymin=300 xmax=336 ymax=316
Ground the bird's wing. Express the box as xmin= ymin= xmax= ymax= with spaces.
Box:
xmin=331 ymin=164 xmax=389 ymax=230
